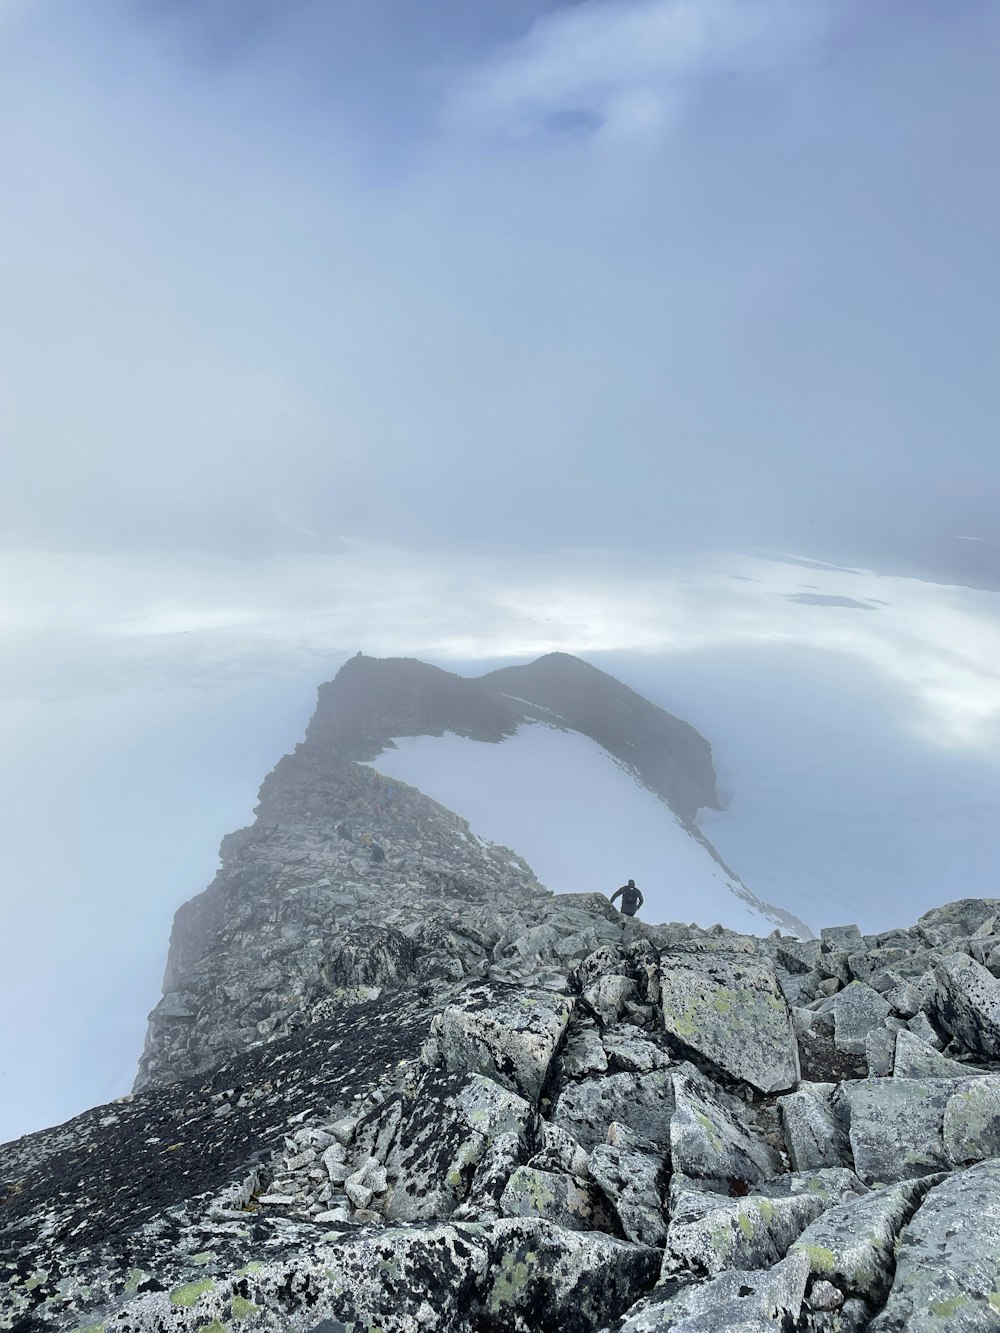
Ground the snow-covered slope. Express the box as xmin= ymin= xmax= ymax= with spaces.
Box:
xmin=366 ymin=725 xmax=781 ymax=935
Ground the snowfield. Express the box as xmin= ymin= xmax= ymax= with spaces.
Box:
xmin=366 ymin=726 xmax=778 ymax=936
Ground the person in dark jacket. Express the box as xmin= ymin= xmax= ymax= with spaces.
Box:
xmin=370 ymin=841 xmax=385 ymax=864
xmin=610 ymin=879 xmax=643 ymax=917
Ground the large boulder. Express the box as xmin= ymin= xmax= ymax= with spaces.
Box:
xmin=619 ymin=1250 xmax=810 ymax=1331
xmin=779 ymin=1083 xmax=850 ymax=1171
xmin=658 ymin=952 xmax=799 ymax=1094
xmin=669 ymin=1070 xmax=780 ymax=1185
xmin=437 ymin=984 xmax=574 ymax=1101
xmin=868 ymin=1159 xmax=1000 ymax=1331
xmin=932 ymin=953 xmax=1000 ymax=1058
xmin=664 ymin=1186 xmax=827 ymax=1277
xmin=589 ymin=1123 xmax=668 ymax=1247
xmin=841 ymin=1078 xmax=954 ymax=1184
xmin=498 ymin=1166 xmax=611 ymax=1231
xmin=481 ymin=1217 xmax=661 ymax=1333
xmin=790 ymin=1177 xmax=933 ymax=1307
xmin=552 ymin=1070 xmax=674 ymax=1151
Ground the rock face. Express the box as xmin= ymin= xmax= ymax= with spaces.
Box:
xmin=4 ymin=665 xmax=1000 ymax=1331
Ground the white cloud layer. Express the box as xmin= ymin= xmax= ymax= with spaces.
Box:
xmin=446 ymin=0 xmax=834 ymax=140
xmin=3 ymin=543 xmax=999 ymax=749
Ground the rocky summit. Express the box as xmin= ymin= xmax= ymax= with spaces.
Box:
xmin=4 ymin=668 xmax=1000 ymax=1331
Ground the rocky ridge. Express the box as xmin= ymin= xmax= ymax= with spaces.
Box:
xmin=4 ymin=679 xmax=1000 ymax=1329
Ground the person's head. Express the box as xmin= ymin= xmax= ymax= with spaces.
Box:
xmin=628 ymin=879 xmax=635 ymax=888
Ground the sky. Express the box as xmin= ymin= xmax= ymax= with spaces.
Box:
xmin=1 ymin=0 xmax=999 ymax=574
xmin=2 ymin=1 xmax=1000 ymax=1141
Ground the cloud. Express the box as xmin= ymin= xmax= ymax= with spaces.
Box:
xmin=444 ymin=0 xmax=835 ymax=142
xmin=3 ymin=543 xmax=1000 ymax=750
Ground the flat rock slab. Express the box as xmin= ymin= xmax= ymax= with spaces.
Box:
xmin=868 ymin=1159 xmax=1000 ymax=1331
xmin=659 ymin=952 xmax=800 ymax=1094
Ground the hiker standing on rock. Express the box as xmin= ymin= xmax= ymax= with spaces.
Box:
xmin=610 ymin=879 xmax=643 ymax=917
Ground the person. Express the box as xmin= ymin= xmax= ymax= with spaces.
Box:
xmin=370 ymin=841 xmax=385 ymax=864
xmin=610 ymin=879 xmax=643 ymax=917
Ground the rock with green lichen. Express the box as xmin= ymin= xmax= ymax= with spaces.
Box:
xmin=663 ymin=1185 xmax=827 ymax=1278
xmin=868 ymin=1159 xmax=1000 ymax=1331
xmin=658 ymin=951 xmax=800 ymax=1094
xmin=790 ymin=1176 xmax=935 ymax=1306
xmin=498 ymin=1165 xmax=613 ymax=1231
xmin=942 ymin=1075 xmax=1000 ymax=1164
xmin=437 ymin=985 xmax=574 ymax=1102
xmin=669 ymin=1070 xmax=780 ymax=1185
xmin=619 ymin=1249 xmax=811 ymax=1331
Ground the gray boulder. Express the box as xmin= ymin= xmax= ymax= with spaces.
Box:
xmin=552 ymin=1069 xmax=674 ymax=1151
xmin=779 ymin=1083 xmax=850 ymax=1171
xmin=659 ymin=952 xmax=800 ymax=1093
xmin=589 ymin=1123 xmax=668 ymax=1247
xmin=498 ymin=1166 xmax=611 ymax=1231
xmin=832 ymin=982 xmax=892 ymax=1055
xmin=933 ymin=952 xmax=1000 ymax=1058
xmin=670 ymin=1070 xmax=780 ymax=1185
xmin=438 ymin=984 xmax=574 ymax=1101
xmin=942 ymin=1075 xmax=1000 ymax=1165
xmin=841 ymin=1078 xmax=954 ymax=1184
xmin=893 ymin=1028 xmax=971 ymax=1079
xmin=868 ymin=1159 xmax=1000 ymax=1331
xmin=482 ymin=1217 xmax=661 ymax=1332
xmin=664 ymin=1186 xmax=826 ymax=1277
xmin=619 ymin=1250 xmax=809 ymax=1331
xmin=790 ymin=1176 xmax=933 ymax=1306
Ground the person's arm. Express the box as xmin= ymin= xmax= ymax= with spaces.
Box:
xmin=636 ymin=889 xmax=644 ymax=907
xmin=609 ymin=887 xmax=622 ymax=904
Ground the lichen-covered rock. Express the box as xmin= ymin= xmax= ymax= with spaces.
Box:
xmin=589 ymin=1124 xmax=668 ymax=1247
xmin=893 ymin=1028 xmax=971 ymax=1079
xmin=663 ymin=1185 xmax=826 ymax=1277
xmin=499 ymin=1166 xmax=610 ymax=1231
xmin=481 ymin=1217 xmax=661 ymax=1332
xmin=552 ymin=1070 xmax=674 ymax=1151
xmin=619 ymin=1250 xmax=810 ymax=1331
xmin=933 ymin=952 xmax=1000 ymax=1058
xmin=779 ymin=1082 xmax=850 ymax=1171
xmin=669 ymin=1071 xmax=780 ymax=1185
xmin=789 ymin=1176 xmax=933 ymax=1305
xmin=868 ymin=1159 xmax=1000 ymax=1331
xmin=832 ymin=982 xmax=892 ymax=1056
xmin=352 ymin=1068 xmax=536 ymax=1222
xmin=437 ymin=984 xmax=574 ymax=1102
xmin=942 ymin=1075 xmax=1000 ymax=1165
xmin=841 ymin=1078 xmax=954 ymax=1184
xmin=659 ymin=952 xmax=800 ymax=1094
